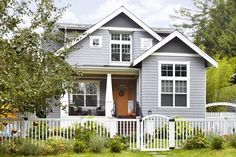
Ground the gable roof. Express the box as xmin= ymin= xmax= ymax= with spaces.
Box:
xmin=133 ymin=31 xmax=218 ymax=68
xmin=56 ymin=6 xmax=162 ymax=54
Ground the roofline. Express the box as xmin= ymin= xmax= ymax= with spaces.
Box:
xmin=57 ymin=23 xmax=180 ymax=34
xmin=133 ymin=31 xmax=218 ymax=68
xmin=56 ymin=6 xmax=163 ymax=54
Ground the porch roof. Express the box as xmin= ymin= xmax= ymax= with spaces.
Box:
xmin=77 ymin=66 xmax=139 ymax=75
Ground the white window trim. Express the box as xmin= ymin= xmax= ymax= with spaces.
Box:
xmin=141 ymin=38 xmax=153 ymax=50
xmin=158 ymin=61 xmax=190 ymax=108
xmin=109 ymin=33 xmax=132 ymax=64
xmin=70 ymin=80 xmax=100 ymax=109
xmin=90 ymin=36 xmax=102 ymax=48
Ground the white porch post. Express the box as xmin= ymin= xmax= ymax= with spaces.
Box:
xmin=105 ymin=73 xmax=113 ymax=117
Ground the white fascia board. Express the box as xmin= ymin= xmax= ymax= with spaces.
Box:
xmin=56 ymin=6 xmax=162 ymax=54
xmin=133 ymin=31 xmax=218 ymax=68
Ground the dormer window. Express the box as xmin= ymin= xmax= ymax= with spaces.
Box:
xmin=90 ymin=36 xmax=102 ymax=48
xmin=110 ymin=33 xmax=132 ymax=62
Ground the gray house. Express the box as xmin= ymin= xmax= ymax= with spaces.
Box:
xmin=50 ymin=6 xmax=218 ymax=119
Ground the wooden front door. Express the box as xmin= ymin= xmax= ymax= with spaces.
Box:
xmin=113 ymin=79 xmax=135 ymax=117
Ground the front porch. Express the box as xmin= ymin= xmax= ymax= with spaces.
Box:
xmin=60 ymin=67 xmax=141 ymax=118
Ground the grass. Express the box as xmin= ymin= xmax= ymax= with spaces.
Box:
xmin=2 ymin=148 xmax=236 ymax=157
xmin=158 ymin=148 xmax=236 ymax=157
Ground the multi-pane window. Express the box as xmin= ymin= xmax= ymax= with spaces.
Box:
xmin=72 ymin=82 xmax=99 ymax=107
xmin=159 ymin=63 xmax=189 ymax=107
xmin=111 ymin=33 xmax=131 ymax=62
xmin=90 ymin=36 xmax=102 ymax=48
xmin=161 ymin=64 xmax=173 ymax=76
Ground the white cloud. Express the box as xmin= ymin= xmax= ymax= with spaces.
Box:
xmin=77 ymin=0 xmax=184 ymax=27
xmin=59 ymin=10 xmax=79 ymax=23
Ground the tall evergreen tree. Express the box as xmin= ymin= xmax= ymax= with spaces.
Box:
xmin=173 ymin=0 xmax=236 ymax=57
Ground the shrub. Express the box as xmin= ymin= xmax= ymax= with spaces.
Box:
xmin=74 ymin=126 xmax=96 ymax=144
xmin=184 ymin=134 xmax=209 ymax=149
xmin=210 ymin=135 xmax=224 ymax=150
xmin=0 ymin=138 xmax=23 ymax=155
xmin=108 ymin=135 xmax=129 ymax=153
xmin=17 ymin=140 xmax=41 ymax=156
xmin=89 ymin=136 xmax=105 ymax=153
xmin=44 ymin=137 xmax=73 ymax=155
xmin=73 ymin=140 xmax=87 ymax=153
xmin=110 ymin=138 xmax=123 ymax=153
xmin=229 ymin=135 xmax=236 ymax=148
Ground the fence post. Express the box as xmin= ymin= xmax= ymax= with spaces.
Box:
xmin=136 ymin=117 xmax=141 ymax=150
xmin=20 ymin=119 xmax=27 ymax=138
xmin=109 ymin=118 xmax=117 ymax=137
xmin=169 ymin=118 xmax=175 ymax=150
xmin=140 ymin=117 xmax=143 ymax=151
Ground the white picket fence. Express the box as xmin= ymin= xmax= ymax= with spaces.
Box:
xmin=1 ymin=115 xmax=236 ymax=151
xmin=0 ymin=117 xmax=139 ymax=149
xmin=206 ymin=112 xmax=236 ymax=118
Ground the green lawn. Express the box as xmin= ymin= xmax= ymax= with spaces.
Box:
xmin=2 ymin=148 xmax=236 ymax=157
xmin=50 ymin=148 xmax=236 ymax=157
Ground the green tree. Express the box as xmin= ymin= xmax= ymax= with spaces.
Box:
xmin=206 ymin=57 xmax=235 ymax=103
xmin=172 ymin=0 xmax=236 ymax=57
xmin=0 ymin=0 xmax=78 ymax=117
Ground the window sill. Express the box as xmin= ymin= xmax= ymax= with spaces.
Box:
xmin=158 ymin=106 xmax=190 ymax=109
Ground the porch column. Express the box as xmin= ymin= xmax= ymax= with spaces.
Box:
xmin=105 ymin=73 xmax=113 ymax=117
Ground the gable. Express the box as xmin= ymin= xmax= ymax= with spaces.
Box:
xmin=133 ymin=31 xmax=218 ymax=67
xmin=56 ymin=6 xmax=162 ymax=54
xmin=157 ymin=37 xmax=195 ymax=54
xmin=103 ymin=13 xmax=142 ymax=28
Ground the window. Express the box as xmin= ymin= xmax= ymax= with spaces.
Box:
xmin=72 ymin=81 xmax=99 ymax=107
xmin=159 ymin=62 xmax=190 ymax=107
xmin=110 ymin=33 xmax=132 ymax=62
xmin=141 ymin=38 xmax=153 ymax=50
xmin=90 ymin=36 xmax=102 ymax=48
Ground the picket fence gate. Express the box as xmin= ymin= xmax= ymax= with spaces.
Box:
xmin=1 ymin=114 xmax=236 ymax=151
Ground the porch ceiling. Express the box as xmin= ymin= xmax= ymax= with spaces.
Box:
xmin=77 ymin=66 xmax=139 ymax=75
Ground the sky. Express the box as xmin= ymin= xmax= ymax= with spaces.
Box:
xmin=57 ymin=0 xmax=195 ymax=28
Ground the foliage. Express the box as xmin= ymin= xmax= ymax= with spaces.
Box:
xmin=209 ymin=135 xmax=225 ymax=150
xmin=17 ymin=139 xmax=42 ymax=156
xmin=206 ymin=57 xmax=236 ymax=105
xmin=44 ymin=137 xmax=73 ymax=155
xmin=89 ymin=136 xmax=105 ymax=153
xmin=0 ymin=137 xmax=72 ymax=156
xmin=0 ymin=0 xmax=80 ymax=116
xmin=228 ymin=135 xmax=236 ymax=148
xmin=74 ymin=126 xmax=96 ymax=145
xmin=0 ymin=138 xmax=22 ymax=154
xmin=184 ymin=134 xmax=209 ymax=149
xmin=172 ymin=0 xmax=236 ymax=57
xmin=107 ymin=135 xmax=129 ymax=153
xmin=73 ymin=140 xmax=87 ymax=153
xmin=109 ymin=138 xmax=123 ymax=153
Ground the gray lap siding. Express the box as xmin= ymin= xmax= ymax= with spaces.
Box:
xmin=140 ymin=55 xmax=206 ymax=118
xmin=65 ymin=29 xmax=157 ymax=66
